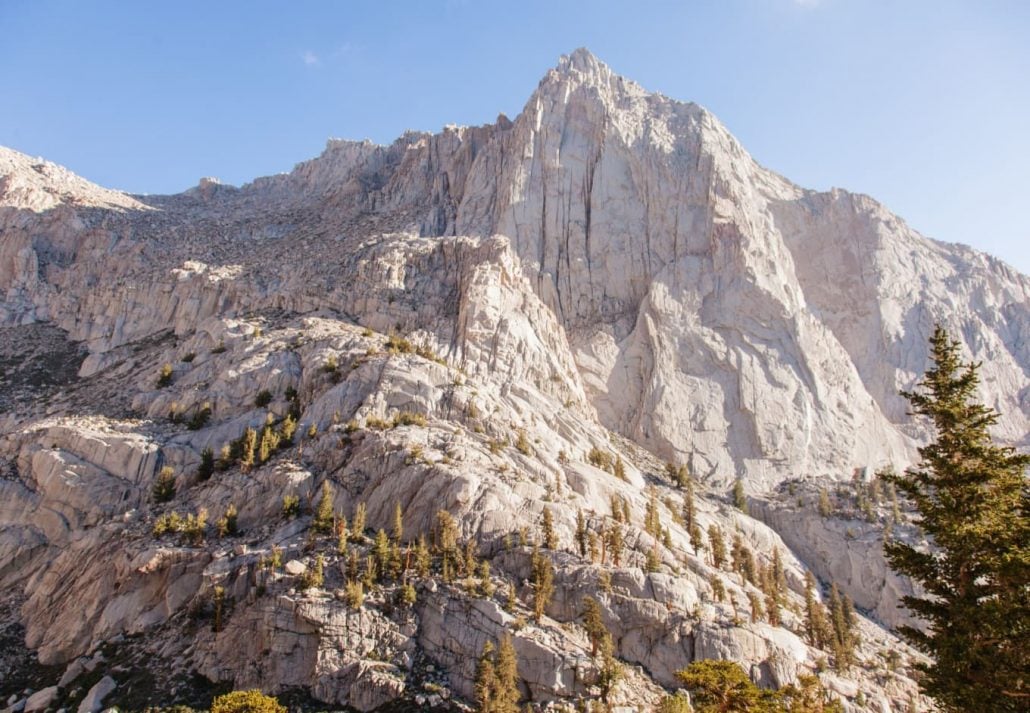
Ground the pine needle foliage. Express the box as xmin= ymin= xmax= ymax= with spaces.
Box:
xmin=884 ymin=325 xmax=1030 ymax=712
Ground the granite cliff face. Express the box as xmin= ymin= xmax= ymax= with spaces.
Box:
xmin=0 ymin=49 xmax=1027 ymax=712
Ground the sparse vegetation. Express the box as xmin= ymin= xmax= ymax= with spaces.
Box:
xmin=254 ymin=390 xmax=273 ymax=407
xmin=210 ymin=690 xmax=286 ymax=713
xmin=157 ymin=363 xmax=173 ymax=387
xmin=153 ymin=466 xmax=176 ymax=503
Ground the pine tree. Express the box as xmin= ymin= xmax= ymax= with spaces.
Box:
xmin=582 ymin=596 xmax=606 ymax=657
xmin=352 ymin=502 xmax=367 ymax=540
xmin=312 ymin=481 xmax=334 ymax=534
xmin=475 ymin=640 xmax=498 ymax=713
xmin=531 ymin=546 xmax=554 ymax=621
xmin=884 ymin=326 xmax=1030 ymax=711
xmin=197 ymin=447 xmax=215 ymax=481
xmin=494 ymin=635 xmax=521 ymax=713
xmin=708 ymin=524 xmax=726 ymax=569
xmin=575 ymin=509 xmax=588 ymax=557
xmin=392 ymin=502 xmax=404 ymax=543
xmin=152 ymin=466 xmax=177 ymax=503
xmin=733 ymin=479 xmax=748 ymax=513
xmin=683 ymin=479 xmax=696 ymax=531
xmin=239 ymin=427 xmax=257 ymax=471
xmin=541 ymin=507 xmax=557 ymax=549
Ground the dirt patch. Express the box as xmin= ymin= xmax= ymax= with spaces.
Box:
xmin=0 ymin=322 xmax=87 ymax=415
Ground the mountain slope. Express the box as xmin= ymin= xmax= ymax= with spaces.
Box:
xmin=0 ymin=48 xmax=1026 ymax=712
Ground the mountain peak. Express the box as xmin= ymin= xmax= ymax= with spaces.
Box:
xmin=556 ymin=47 xmax=610 ymax=76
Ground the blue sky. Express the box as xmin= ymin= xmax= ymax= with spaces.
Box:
xmin=1 ymin=0 xmax=1028 ymax=273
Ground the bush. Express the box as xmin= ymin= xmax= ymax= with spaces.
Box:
xmin=393 ymin=411 xmax=427 ymax=428
xmin=187 ymin=402 xmax=212 ymax=431
xmin=211 ymin=342 xmax=227 ymax=354
xmin=210 ymin=690 xmax=286 ymax=713
xmin=180 ymin=352 xmax=196 ymax=363
xmin=385 ymin=333 xmax=414 ymax=354
xmin=197 ymin=447 xmax=215 ymax=481
xmin=587 ymin=446 xmax=613 ymax=472
xmin=254 ymin=390 xmax=273 ymax=408
xmin=282 ymin=494 xmax=300 ymax=519
xmin=153 ymin=466 xmax=176 ymax=503
xmin=157 ymin=363 xmax=174 ymax=388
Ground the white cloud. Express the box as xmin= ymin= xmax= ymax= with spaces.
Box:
xmin=302 ymin=51 xmax=320 ymax=67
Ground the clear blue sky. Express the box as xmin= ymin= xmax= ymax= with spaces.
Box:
xmin=2 ymin=0 xmax=1028 ymax=273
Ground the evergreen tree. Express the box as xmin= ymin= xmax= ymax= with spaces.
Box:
xmin=352 ymin=502 xmax=367 ymax=540
xmin=708 ymin=524 xmax=726 ymax=569
xmin=152 ymin=466 xmax=176 ymax=503
xmin=582 ymin=595 xmax=606 ymax=657
xmin=475 ymin=640 xmax=498 ymax=713
xmin=575 ymin=509 xmax=588 ymax=557
xmin=541 ymin=507 xmax=557 ymax=549
xmin=531 ymin=546 xmax=555 ymax=621
xmin=683 ymin=479 xmax=696 ymax=531
xmin=494 ymin=635 xmax=521 ymax=713
xmin=197 ymin=447 xmax=215 ymax=482
xmin=884 ymin=326 xmax=1030 ymax=711
xmin=239 ymin=427 xmax=257 ymax=471
xmin=677 ymin=660 xmax=772 ymax=712
xmin=312 ymin=481 xmax=334 ymax=534
xmin=392 ymin=502 xmax=404 ymax=543
xmin=733 ymin=479 xmax=748 ymax=512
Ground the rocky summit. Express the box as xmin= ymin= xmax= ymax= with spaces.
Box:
xmin=0 ymin=48 xmax=1026 ymax=712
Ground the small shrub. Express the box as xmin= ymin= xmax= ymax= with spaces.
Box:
xmin=361 ymin=327 xmax=373 ymax=337
xmin=153 ymin=466 xmax=176 ymax=503
xmin=385 ymin=333 xmax=414 ymax=354
xmin=397 ymin=582 xmax=417 ymax=608
xmin=157 ymin=363 xmax=174 ymax=388
xmin=254 ymin=390 xmax=273 ymax=408
xmin=284 ymin=386 xmax=298 ymax=401
xmin=282 ymin=494 xmax=300 ymax=519
xmin=514 ymin=429 xmax=532 ymax=456
xmin=187 ymin=402 xmax=212 ymax=431
xmin=393 ymin=411 xmax=427 ymax=428
xmin=306 ymin=423 xmax=318 ymax=439
xmin=217 ymin=504 xmax=239 ymax=537
xmin=345 ymin=580 xmax=364 ymax=609
xmin=210 ymin=690 xmax=286 ymax=713
xmin=211 ymin=341 xmax=227 ymax=354
xmin=366 ymin=416 xmax=390 ymax=431
xmin=180 ymin=352 xmax=196 ymax=363
xmin=298 ymin=554 xmax=325 ymax=590
xmin=197 ymin=447 xmax=215 ymax=481
xmin=322 ymin=355 xmax=339 ymax=373
xmin=587 ymin=446 xmax=613 ymax=472
xmin=183 ymin=508 xmax=208 ymax=545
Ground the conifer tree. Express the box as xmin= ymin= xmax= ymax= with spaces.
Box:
xmin=708 ymin=524 xmax=726 ymax=569
xmin=239 ymin=427 xmax=257 ymax=471
xmin=392 ymin=502 xmax=404 ymax=543
xmin=582 ymin=595 xmax=606 ymax=657
xmin=575 ymin=509 xmax=588 ymax=557
xmin=541 ymin=507 xmax=557 ymax=549
xmin=683 ymin=479 xmax=696 ymax=531
xmin=352 ymin=501 xmax=367 ymax=540
xmin=494 ymin=635 xmax=521 ymax=713
xmin=531 ymin=546 xmax=554 ymax=621
xmin=475 ymin=640 xmax=498 ymax=713
xmin=312 ymin=481 xmax=334 ymax=534
xmin=884 ymin=326 xmax=1030 ymax=711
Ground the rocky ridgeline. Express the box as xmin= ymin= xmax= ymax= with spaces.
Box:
xmin=0 ymin=48 xmax=1026 ymax=712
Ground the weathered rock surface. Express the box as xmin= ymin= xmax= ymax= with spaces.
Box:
xmin=1 ymin=47 xmax=1024 ymax=711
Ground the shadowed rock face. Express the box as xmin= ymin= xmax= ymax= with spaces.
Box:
xmin=0 ymin=48 xmax=1025 ymax=712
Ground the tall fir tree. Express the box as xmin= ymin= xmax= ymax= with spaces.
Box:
xmin=884 ymin=325 xmax=1029 ymax=711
